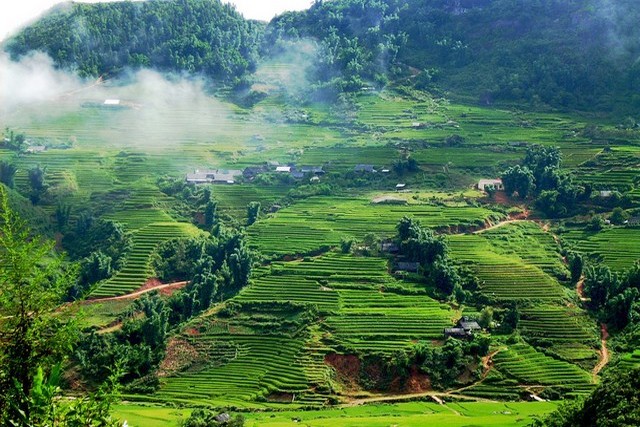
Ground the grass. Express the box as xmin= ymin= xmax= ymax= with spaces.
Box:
xmin=113 ymin=401 xmax=558 ymax=427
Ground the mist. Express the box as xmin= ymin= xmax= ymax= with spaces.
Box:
xmin=0 ymin=51 xmax=86 ymax=114
xmin=0 ymin=52 xmax=239 ymax=153
xmin=252 ymin=38 xmax=318 ymax=100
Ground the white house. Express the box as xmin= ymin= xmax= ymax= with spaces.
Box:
xmin=478 ymin=179 xmax=504 ymax=191
xmin=104 ymin=99 xmax=121 ymax=106
xmin=276 ymin=166 xmax=292 ymax=173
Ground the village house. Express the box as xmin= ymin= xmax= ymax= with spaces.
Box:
xmin=354 ymin=164 xmax=376 ymax=173
xmin=186 ymin=169 xmax=241 ymax=184
xmin=599 ymin=190 xmax=613 ymax=198
xmin=444 ymin=317 xmax=482 ymax=339
xmin=627 ymin=216 xmax=640 ymax=227
xmin=300 ymin=165 xmax=325 ymax=175
xmin=478 ymin=178 xmax=504 ymax=191
xmin=25 ymin=145 xmax=46 ymax=153
xmin=276 ymin=166 xmax=292 ymax=173
xmin=243 ymin=166 xmax=268 ymax=179
xmin=380 ymin=240 xmax=400 ymax=253
xmin=396 ymin=183 xmax=407 ymax=191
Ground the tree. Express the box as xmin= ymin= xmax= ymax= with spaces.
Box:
xmin=567 ymin=251 xmax=584 ymax=284
xmin=28 ymin=165 xmax=47 ymax=204
xmin=501 ymin=165 xmax=535 ymax=198
xmin=204 ymin=200 xmax=218 ymax=228
xmin=583 ymin=265 xmax=618 ymax=310
xmin=340 ymin=237 xmax=355 ymax=253
xmin=0 ymin=161 xmax=17 ymax=188
xmin=536 ymin=367 xmax=640 ymax=427
xmin=609 ymin=207 xmax=628 ymax=225
xmin=247 ymin=201 xmax=260 ymax=226
xmin=0 ymin=186 xmax=77 ymax=423
xmin=479 ymin=307 xmax=494 ymax=329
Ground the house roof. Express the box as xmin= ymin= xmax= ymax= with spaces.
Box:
xmin=104 ymin=99 xmax=121 ymax=105
xmin=354 ymin=164 xmax=376 ymax=172
xmin=276 ymin=166 xmax=292 ymax=172
xmin=478 ymin=179 xmax=502 ymax=186
xmin=444 ymin=328 xmax=468 ymax=336
xmin=460 ymin=320 xmax=481 ymax=331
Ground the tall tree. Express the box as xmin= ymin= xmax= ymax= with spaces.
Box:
xmin=0 ymin=186 xmax=77 ymax=423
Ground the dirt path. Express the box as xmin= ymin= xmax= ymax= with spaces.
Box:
xmin=343 ymin=390 xmax=497 ymax=407
xmin=576 ymin=276 xmax=589 ymax=302
xmin=85 ymin=281 xmax=189 ymax=304
xmin=473 ymin=219 xmax=526 ymax=234
xmin=593 ymin=323 xmax=610 ymax=380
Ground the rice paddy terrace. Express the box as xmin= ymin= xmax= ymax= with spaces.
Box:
xmin=1 ymin=80 xmax=637 ymax=412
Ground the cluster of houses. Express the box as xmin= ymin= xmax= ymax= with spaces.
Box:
xmin=186 ymin=163 xmax=326 ymax=185
xmin=444 ymin=317 xmax=482 ymax=339
xmin=354 ymin=164 xmax=406 ymax=190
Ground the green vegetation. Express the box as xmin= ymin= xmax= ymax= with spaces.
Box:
xmin=6 ymin=0 xmax=262 ymax=81
xmin=3 ymin=0 xmax=640 ymax=421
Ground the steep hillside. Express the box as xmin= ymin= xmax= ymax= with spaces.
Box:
xmin=266 ymin=0 xmax=640 ymax=110
xmin=4 ymin=0 xmax=263 ymax=82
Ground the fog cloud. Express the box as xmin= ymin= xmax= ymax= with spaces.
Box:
xmin=0 ymin=51 xmax=85 ymax=113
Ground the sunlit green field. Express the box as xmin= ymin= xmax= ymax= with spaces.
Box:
xmin=113 ymin=401 xmax=558 ymax=427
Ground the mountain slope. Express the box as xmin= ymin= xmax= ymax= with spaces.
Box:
xmin=4 ymin=0 xmax=263 ymax=82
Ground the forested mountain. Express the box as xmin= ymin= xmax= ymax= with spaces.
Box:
xmin=4 ymin=0 xmax=263 ymax=82
xmin=6 ymin=0 xmax=640 ymax=109
xmin=267 ymin=0 xmax=640 ymax=110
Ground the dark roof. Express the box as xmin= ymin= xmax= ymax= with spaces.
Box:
xmin=300 ymin=166 xmax=325 ymax=174
xmin=354 ymin=164 xmax=376 ymax=172
xmin=459 ymin=320 xmax=481 ymax=331
xmin=628 ymin=216 xmax=640 ymax=225
xmin=444 ymin=327 xmax=468 ymax=337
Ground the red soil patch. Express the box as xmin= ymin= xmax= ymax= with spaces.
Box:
xmin=158 ymin=337 xmax=200 ymax=377
xmin=404 ymin=365 xmax=431 ymax=393
xmin=325 ymin=354 xmax=361 ymax=390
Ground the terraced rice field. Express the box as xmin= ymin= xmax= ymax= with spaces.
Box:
xmin=493 ymin=343 xmax=593 ymax=393
xmin=619 ymin=349 xmax=640 ymax=368
xmin=249 ymin=197 xmax=503 ymax=256
xmin=152 ymin=333 xmax=314 ymax=407
xmin=562 ymin=227 xmax=640 ymax=271
xmin=449 ymin=228 xmax=564 ymax=301
xmin=519 ymin=306 xmax=596 ymax=342
xmin=91 ymin=222 xmax=201 ymax=297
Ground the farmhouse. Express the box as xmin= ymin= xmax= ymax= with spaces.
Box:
xmin=186 ymin=169 xmax=241 ymax=184
xmin=300 ymin=165 xmax=325 ymax=175
xmin=243 ymin=166 xmax=267 ymax=179
xmin=396 ymin=183 xmax=406 ymax=190
xmin=276 ymin=166 xmax=292 ymax=173
xmin=380 ymin=241 xmax=400 ymax=253
xmin=599 ymin=190 xmax=613 ymax=198
xmin=478 ymin=178 xmax=504 ymax=191
xmin=354 ymin=164 xmax=376 ymax=173
xmin=25 ymin=145 xmax=46 ymax=153
xmin=444 ymin=317 xmax=482 ymax=339
xmin=627 ymin=216 xmax=640 ymax=227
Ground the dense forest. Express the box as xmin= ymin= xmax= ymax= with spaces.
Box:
xmin=5 ymin=0 xmax=263 ymax=82
xmin=6 ymin=0 xmax=640 ymax=110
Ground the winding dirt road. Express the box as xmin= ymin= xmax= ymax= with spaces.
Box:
xmin=593 ymin=323 xmax=610 ymax=380
xmin=85 ymin=281 xmax=189 ymax=304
